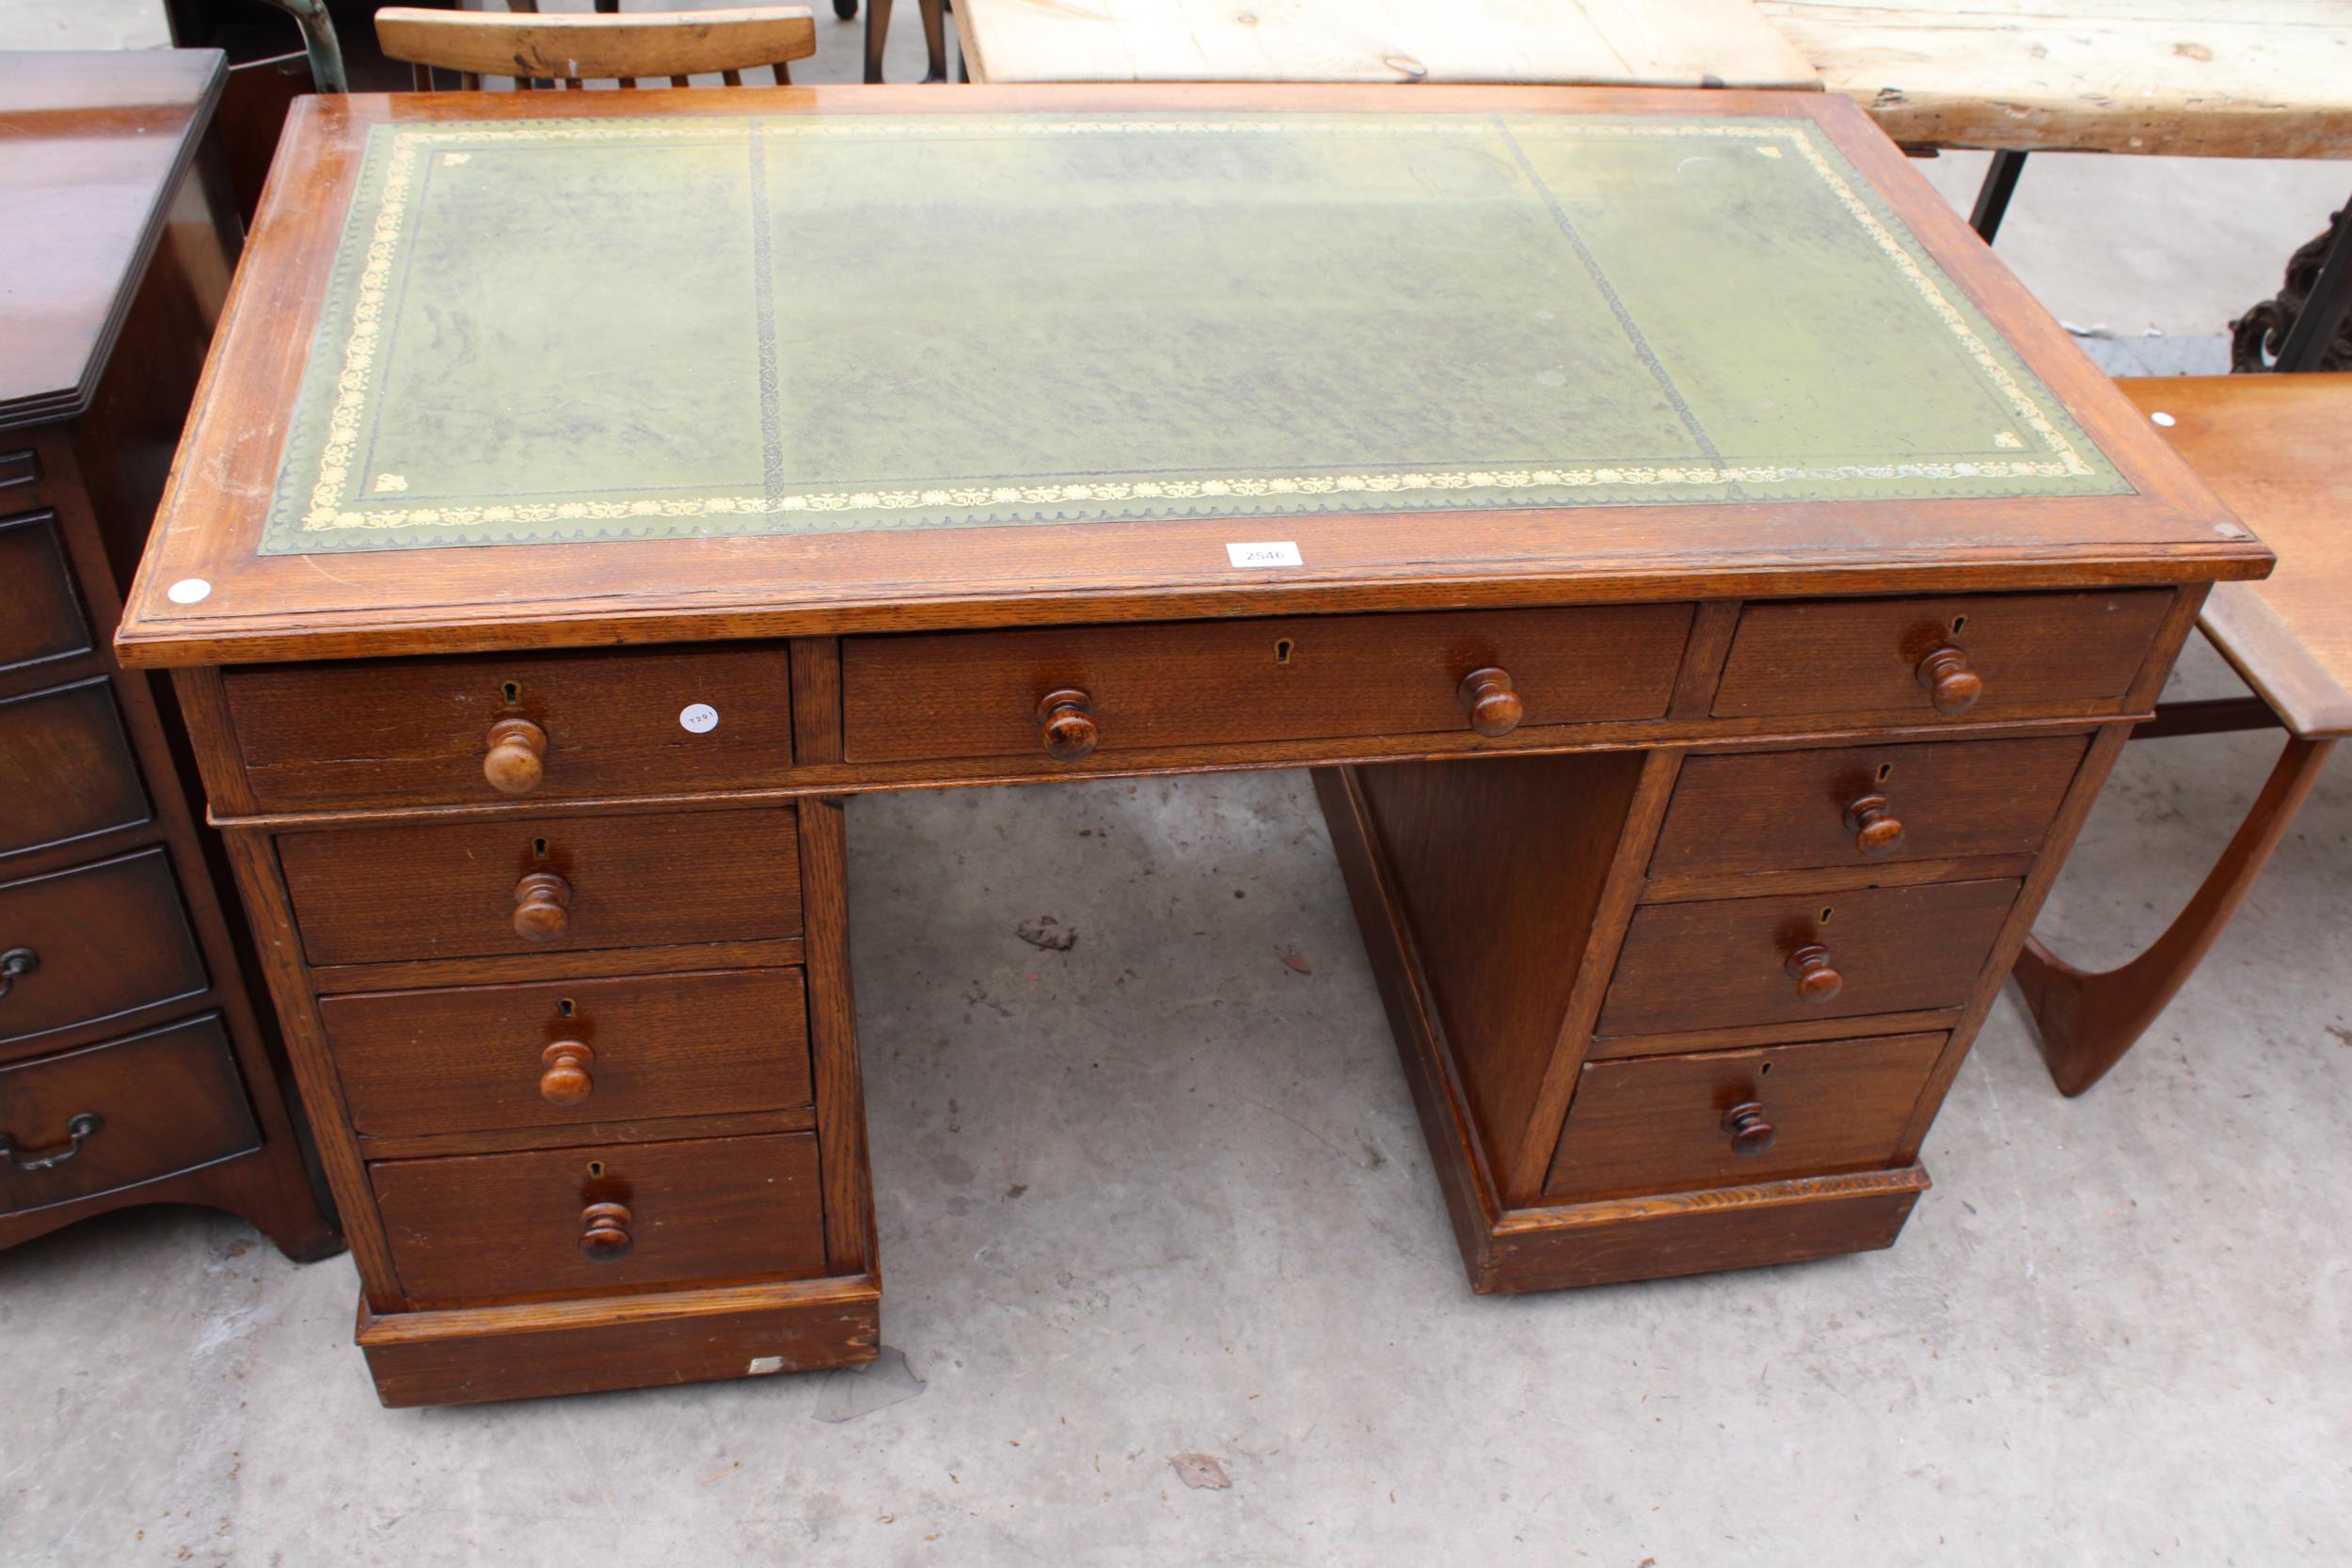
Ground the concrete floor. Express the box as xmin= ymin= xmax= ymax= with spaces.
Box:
xmin=6 ymin=4 xmax=2352 ymax=1564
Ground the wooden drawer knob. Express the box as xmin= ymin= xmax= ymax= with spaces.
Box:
xmin=1456 ymin=667 xmax=1524 ymax=737
xmin=1037 ymin=689 xmax=1098 ymax=762
xmin=580 ymin=1200 xmax=632 ymax=1263
xmin=513 ymin=870 xmax=571 ymax=942
xmin=1785 ymin=942 xmax=1842 ymax=1004
xmin=1842 ymin=792 xmax=1906 ymax=858
xmin=539 ymin=1041 xmax=595 ymax=1105
xmin=483 ymin=717 xmax=548 ymax=795
xmin=1915 ymin=646 xmax=1983 ymax=716
xmin=1722 ymin=1101 xmax=1776 ymax=1156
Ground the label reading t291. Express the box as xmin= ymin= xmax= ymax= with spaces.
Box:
xmin=678 ymin=703 xmax=720 ymax=734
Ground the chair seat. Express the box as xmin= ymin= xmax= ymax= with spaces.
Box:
xmin=2121 ymin=374 xmax=2352 ymax=740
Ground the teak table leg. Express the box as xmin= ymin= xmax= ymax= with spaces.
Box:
xmin=2014 ymin=734 xmax=2336 ymax=1097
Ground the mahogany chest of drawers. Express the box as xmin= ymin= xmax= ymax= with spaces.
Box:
xmin=113 ymin=84 xmax=2265 ymax=1404
xmin=0 ymin=51 xmax=334 ymax=1259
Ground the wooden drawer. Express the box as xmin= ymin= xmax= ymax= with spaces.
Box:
xmin=1 ymin=1014 xmax=260 ymax=1217
xmin=371 ymin=1131 xmax=827 ymax=1308
xmin=1545 ymin=1032 xmax=1944 ymax=1201
xmin=221 ymin=644 xmax=796 ymax=811
xmin=1597 ymin=879 xmax=2021 ymax=1038
xmin=1711 ymin=590 xmax=2173 ymax=722
xmin=1649 ymin=735 xmax=2090 ymax=879
xmin=278 ymin=807 xmax=802 ymax=968
xmin=0 ymin=511 xmax=91 ymax=674
xmin=323 ymin=969 xmax=812 ymax=1140
xmin=0 ymin=677 xmax=151 ymax=859
xmin=0 ymin=848 xmax=208 ymax=1048
xmin=841 ymin=605 xmax=1694 ymax=764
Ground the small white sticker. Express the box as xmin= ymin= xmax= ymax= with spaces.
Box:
xmin=2150 ymin=411 xmax=2176 ymax=427
xmin=1226 ymin=541 xmax=1303 ymax=568
xmin=747 ymin=1355 xmax=786 ymax=1375
xmin=167 ymin=578 xmax=212 ymax=604
xmin=678 ymin=703 xmax=719 ymax=734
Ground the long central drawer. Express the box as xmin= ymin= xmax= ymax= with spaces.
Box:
xmin=840 ymin=605 xmax=1695 ymax=764
xmin=278 ymin=807 xmax=801 ymax=967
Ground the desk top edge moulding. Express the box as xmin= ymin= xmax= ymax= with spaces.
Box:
xmin=115 ymin=84 xmax=2263 ymax=670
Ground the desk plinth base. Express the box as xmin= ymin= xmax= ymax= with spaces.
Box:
xmin=356 ymin=1275 xmax=881 ymax=1408
xmin=1313 ymin=763 xmax=1929 ymax=1293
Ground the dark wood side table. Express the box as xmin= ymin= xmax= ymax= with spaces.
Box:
xmin=116 ymin=84 xmax=2264 ymax=1405
xmin=0 ymin=50 xmax=339 ymax=1260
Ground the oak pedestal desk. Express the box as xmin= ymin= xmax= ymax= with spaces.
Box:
xmin=116 ymin=84 xmax=2266 ymax=1407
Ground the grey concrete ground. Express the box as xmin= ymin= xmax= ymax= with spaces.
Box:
xmin=5 ymin=4 xmax=2352 ymax=1564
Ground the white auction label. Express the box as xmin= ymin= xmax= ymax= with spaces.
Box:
xmin=167 ymin=578 xmax=213 ymax=604
xmin=678 ymin=703 xmax=720 ymax=734
xmin=1226 ymin=541 xmax=1303 ymax=568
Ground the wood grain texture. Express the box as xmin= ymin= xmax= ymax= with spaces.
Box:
xmin=0 ymin=677 xmax=151 ymax=858
xmin=374 ymin=7 xmax=817 ymax=83
xmin=356 ymin=1106 xmax=816 ymax=1163
xmin=222 ymin=643 xmax=799 ymax=810
xmin=307 ymin=937 xmax=806 ymax=995
xmin=1544 ymin=1031 xmax=1945 ymax=1200
xmin=112 ymin=85 xmax=2263 ymax=671
xmin=0 ymin=1013 xmax=258 ymax=1217
xmin=1648 ymin=734 xmax=2088 ymax=878
xmin=1598 ymin=878 xmax=2021 ymax=1037
xmin=958 ymin=0 xmax=1823 ymax=87
xmin=797 ymin=797 xmax=874 ymax=1276
xmin=843 ymin=606 xmax=1693 ymax=764
xmin=1711 ymin=590 xmax=2175 ymax=721
xmin=320 ymin=968 xmax=811 ymax=1140
xmin=1764 ymin=0 xmax=2352 ymax=157
xmin=0 ymin=513 xmax=92 ymax=673
xmin=276 ymin=806 xmax=802 ymax=966
xmin=1351 ymin=751 xmax=1651 ymax=1196
xmin=2118 ymin=375 xmax=2352 ymax=740
xmin=358 ymin=1273 xmax=878 ymax=1407
xmin=0 ymin=849 xmax=208 ymax=1052
xmin=370 ymin=1130 xmax=827 ymax=1308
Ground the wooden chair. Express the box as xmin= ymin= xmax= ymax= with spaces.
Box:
xmin=2015 ymin=375 xmax=2347 ymax=1094
xmin=375 ymin=5 xmax=818 ymax=91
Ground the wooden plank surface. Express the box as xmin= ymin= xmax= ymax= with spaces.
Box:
xmin=1763 ymin=0 xmax=2352 ymax=156
xmin=957 ymin=0 xmax=1821 ymax=88
xmin=2119 ymin=375 xmax=2352 ymax=738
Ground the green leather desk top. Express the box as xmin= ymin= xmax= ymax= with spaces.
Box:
xmin=265 ymin=109 xmax=2124 ymax=556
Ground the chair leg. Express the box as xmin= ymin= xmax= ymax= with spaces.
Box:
xmin=2014 ymin=733 xmax=2335 ymax=1096
xmin=865 ymin=0 xmax=891 ymax=82
xmin=919 ymin=0 xmax=948 ymax=82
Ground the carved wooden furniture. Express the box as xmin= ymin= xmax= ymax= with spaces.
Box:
xmin=2016 ymin=375 xmax=2347 ymax=1095
xmin=115 ymin=83 xmax=2265 ymax=1406
xmin=375 ymin=6 xmax=817 ymax=90
xmin=0 ymin=50 xmax=338 ymax=1260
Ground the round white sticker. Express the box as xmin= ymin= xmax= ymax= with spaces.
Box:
xmin=678 ymin=703 xmax=719 ymax=735
xmin=167 ymin=578 xmax=213 ymax=604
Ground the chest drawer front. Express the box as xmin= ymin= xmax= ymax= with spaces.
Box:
xmin=1649 ymin=735 xmax=2090 ymax=879
xmin=323 ymin=969 xmax=812 ymax=1140
xmin=1597 ymin=879 xmax=2021 ymax=1039
xmin=221 ymin=644 xmax=796 ymax=811
xmin=278 ymin=807 xmax=801 ymax=969
xmin=0 ymin=849 xmax=208 ymax=1048
xmin=370 ymin=1131 xmax=826 ymax=1307
xmin=1545 ymin=1032 xmax=1944 ymax=1201
xmin=840 ymin=605 xmax=1694 ymax=764
xmin=1 ymin=1015 xmax=260 ymax=1216
xmin=1711 ymin=590 xmax=2173 ymax=722
xmin=0 ymin=512 xmax=92 ymax=674
xmin=0 ymin=678 xmax=152 ymax=859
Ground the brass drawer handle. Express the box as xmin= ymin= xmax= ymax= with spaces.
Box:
xmin=1456 ymin=667 xmax=1524 ymax=737
xmin=2 ymin=1111 xmax=103 ymax=1173
xmin=0 ymin=945 xmax=36 ymax=1001
xmin=1722 ymin=1101 xmax=1776 ymax=1156
xmin=580 ymin=1200 xmax=633 ymax=1263
xmin=1037 ymin=689 xmax=1098 ymax=762
xmin=483 ymin=717 xmax=548 ymax=795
